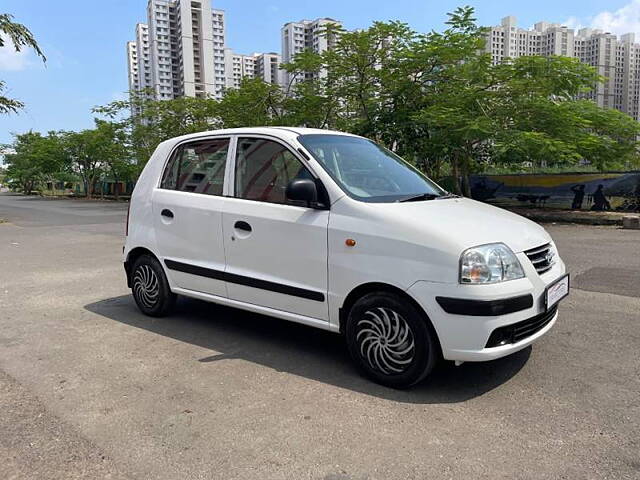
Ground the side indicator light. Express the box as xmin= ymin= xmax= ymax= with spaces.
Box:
xmin=345 ymin=238 xmax=356 ymax=247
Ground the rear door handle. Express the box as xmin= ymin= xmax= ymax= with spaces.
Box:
xmin=234 ymin=220 xmax=252 ymax=232
xmin=161 ymin=209 xmax=174 ymax=219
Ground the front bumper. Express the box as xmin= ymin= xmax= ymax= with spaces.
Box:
xmin=407 ymin=254 xmax=567 ymax=362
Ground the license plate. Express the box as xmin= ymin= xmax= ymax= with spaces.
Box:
xmin=545 ymin=274 xmax=570 ymax=310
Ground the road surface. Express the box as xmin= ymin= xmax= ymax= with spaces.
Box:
xmin=0 ymin=194 xmax=638 ymax=479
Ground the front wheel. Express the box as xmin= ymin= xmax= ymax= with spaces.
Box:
xmin=345 ymin=292 xmax=438 ymax=389
xmin=131 ymin=254 xmax=176 ymax=317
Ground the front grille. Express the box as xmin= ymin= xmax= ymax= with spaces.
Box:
xmin=485 ymin=306 xmax=558 ymax=348
xmin=524 ymin=243 xmax=554 ymax=275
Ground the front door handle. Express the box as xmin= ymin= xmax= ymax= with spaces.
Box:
xmin=234 ymin=220 xmax=252 ymax=232
xmin=161 ymin=209 xmax=174 ymax=219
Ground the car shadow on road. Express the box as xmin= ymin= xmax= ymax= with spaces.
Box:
xmin=84 ymin=295 xmax=531 ymax=404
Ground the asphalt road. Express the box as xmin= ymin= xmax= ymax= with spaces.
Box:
xmin=0 ymin=193 xmax=638 ymax=480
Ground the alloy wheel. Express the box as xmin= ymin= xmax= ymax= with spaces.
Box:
xmin=355 ymin=307 xmax=416 ymax=375
xmin=133 ymin=264 xmax=160 ymax=309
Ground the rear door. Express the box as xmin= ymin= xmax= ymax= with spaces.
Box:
xmin=221 ymin=136 xmax=329 ymax=321
xmin=152 ymin=136 xmax=231 ymax=297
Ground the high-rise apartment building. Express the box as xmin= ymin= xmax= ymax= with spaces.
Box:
xmin=126 ymin=24 xmax=152 ymax=96
xmin=256 ymin=52 xmax=283 ymax=86
xmin=148 ymin=0 xmax=219 ymax=99
xmin=224 ymin=49 xmax=283 ymax=89
xmin=132 ymin=23 xmax=151 ymax=94
xmin=281 ymin=18 xmax=342 ymax=88
xmin=126 ymin=42 xmax=139 ymax=94
xmin=127 ymin=0 xmax=285 ymax=101
xmin=485 ymin=16 xmax=640 ymax=121
xmin=211 ymin=8 xmax=226 ymax=97
xmin=126 ymin=0 xmax=227 ymax=100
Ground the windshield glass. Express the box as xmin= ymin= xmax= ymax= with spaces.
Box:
xmin=297 ymin=134 xmax=445 ymax=203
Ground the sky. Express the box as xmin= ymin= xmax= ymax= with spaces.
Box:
xmin=0 ymin=0 xmax=638 ymax=144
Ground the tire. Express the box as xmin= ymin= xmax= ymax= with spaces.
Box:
xmin=131 ymin=254 xmax=176 ymax=317
xmin=345 ymin=292 xmax=438 ymax=389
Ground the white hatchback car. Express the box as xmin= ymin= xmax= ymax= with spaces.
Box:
xmin=124 ymin=127 xmax=569 ymax=388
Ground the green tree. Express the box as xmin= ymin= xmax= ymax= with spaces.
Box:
xmin=489 ymin=57 xmax=639 ymax=173
xmin=280 ymin=48 xmax=338 ymax=128
xmin=95 ymin=91 xmax=218 ymax=166
xmin=61 ymin=128 xmax=108 ymax=199
xmin=96 ymin=79 xmax=289 ymax=167
xmin=413 ymin=38 xmax=639 ymax=193
xmin=280 ymin=7 xmax=494 ymax=184
xmin=216 ymin=77 xmax=286 ymax=127
xmin=280 ymin=7 xmax=639 ymax=192
xmin=3 ymin=131 xmax=66 ymax=194
xmin=0 ymin=13 xmax=46 ymax=114
xmin=92 ymin=120 xmax=136 ymax=200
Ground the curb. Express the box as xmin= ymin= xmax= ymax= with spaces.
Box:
xmin=504 ymin=209 xmax=628 ymax=226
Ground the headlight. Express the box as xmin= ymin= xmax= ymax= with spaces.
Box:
xmin=459 ymin=243 xmax=524 ymax=284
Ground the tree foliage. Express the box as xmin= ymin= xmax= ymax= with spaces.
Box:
xmin=0 ymin=13 xmax=45 ymax=114
xmin=60 ymin=121 xmax=137 ymax=199
xmin=3 ymin=121 xmax=137 ymax=198
xmin=3 ymin=131 xmax=65 ymax=194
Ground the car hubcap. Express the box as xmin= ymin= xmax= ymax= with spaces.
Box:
xmin=356 ymin=307 xmax=415 ymax=375
xmin=133 ymin=265 xmax=159 ymax=309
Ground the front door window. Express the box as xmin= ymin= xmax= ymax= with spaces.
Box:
xmin=234 ymin=137 xmax=313 ymax=203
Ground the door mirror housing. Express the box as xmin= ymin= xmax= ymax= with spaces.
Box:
xmin=286 ymin=178 xmax=321 ymax=208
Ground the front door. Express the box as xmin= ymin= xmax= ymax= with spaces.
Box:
xmin=152 ymin=136 xmax=230 ymax=297
xmin=222 ymin=136 xmax=329 ymax=321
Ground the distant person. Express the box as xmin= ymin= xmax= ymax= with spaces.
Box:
xmin=591 ymin=184 xmax=611 ymax=211
xmin=570 ymin=184 xmax=585 ymax=210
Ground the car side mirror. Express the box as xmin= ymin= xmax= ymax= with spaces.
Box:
xmin=286 ymin=178 xmax=318 ymax=207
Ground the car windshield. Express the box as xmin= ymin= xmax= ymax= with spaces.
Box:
xmin=297 ymin=134 xmax=446 ymax=203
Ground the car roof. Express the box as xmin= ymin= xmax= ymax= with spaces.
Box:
xmin=160 ymin=126 xmax=360 ymax=147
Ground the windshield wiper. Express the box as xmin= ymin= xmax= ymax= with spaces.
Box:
xmin=437 ymin=191 xmax=460 ymax=199
xmin=397 ymin=193 xmax=440 ymax=202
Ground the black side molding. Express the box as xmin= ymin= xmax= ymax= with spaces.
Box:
xmin=165 ymin=259 xmax=225 ymax=281
xmin=164 ymin=259 xmax=325 ymax=302
xmin=436 ymin=294 xmax=533 ymax=316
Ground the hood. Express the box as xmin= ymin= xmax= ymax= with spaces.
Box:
xmin=374 ymin=197 xmax=551 ymax=253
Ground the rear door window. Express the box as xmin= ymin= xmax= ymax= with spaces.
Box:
xmin=160 ymin=138 xmax=230 ymax=196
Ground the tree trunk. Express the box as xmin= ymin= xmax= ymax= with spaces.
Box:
xmin=461 ymin=171 xmax=471 ymax=198
xmin=460 ymin=156 xmax=472 ymax=198
xmin=113 ymin=174 xmax=120 ymax=201
xmin=85 ymin=177 xmax=92 ymax=199
xmin=451 ymin=153 xmax=462 ymax=195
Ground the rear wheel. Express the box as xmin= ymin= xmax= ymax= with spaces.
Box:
xmin=131 ymin=254 xmax=175 ymax=317
xmin=345 ymin=292 xmax=437 ymax=389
